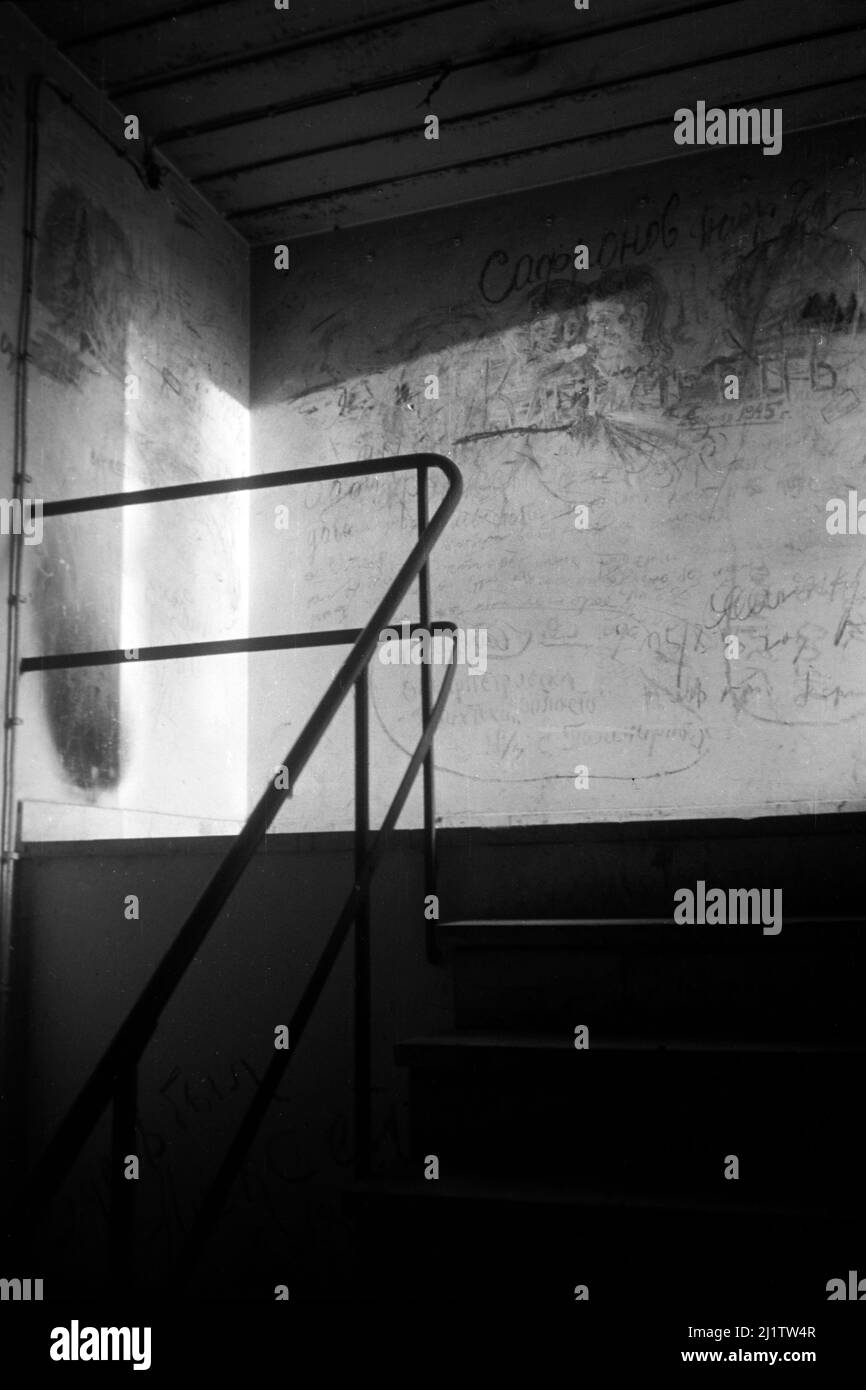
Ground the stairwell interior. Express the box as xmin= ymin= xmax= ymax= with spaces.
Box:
xmin=2 ymin=0 xmax=866 ymax=1309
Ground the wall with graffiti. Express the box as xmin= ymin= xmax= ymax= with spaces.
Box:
xmin=251 ymin=116 xmax=866 ymax=830
xmin=0 ymin=17 xmax=250 ymax=838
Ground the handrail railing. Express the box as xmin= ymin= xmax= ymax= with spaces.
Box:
xmin=174 ymin=635 xmax=458 ymax=1287
xmin=14 ymin=451 xmax=462 ymax=1287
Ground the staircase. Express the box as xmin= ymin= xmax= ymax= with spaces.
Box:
xmin=12 ymin=445 xmax=864 ymax=1312
xmin=350 ymin=915 xmax=866 ymax=1305
xmin=4 ymin=451 xmax=465 ymax=1293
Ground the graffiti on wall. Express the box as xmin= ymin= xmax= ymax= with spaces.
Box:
xmin=259 ymin=152 xmax=866 ymax=823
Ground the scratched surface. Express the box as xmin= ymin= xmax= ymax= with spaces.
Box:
xmin=252 ymin=119 xmax=866 ymax=830
xmin=0 ymin=62 xmax=249 ymax=833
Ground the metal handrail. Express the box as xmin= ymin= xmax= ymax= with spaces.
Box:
xmin=17 ymin=452 xmax=463 ymax=1275
xmin=174 ymin=636 xmax=458 ymax=1285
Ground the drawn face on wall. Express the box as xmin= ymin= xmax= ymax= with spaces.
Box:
xmin=526 ymin=307 xmax=587 ymax=366
xmin=521 ymin=280 xmax=586 ymax=366
xmin=585 ymin=294 xmax=648 ymax=371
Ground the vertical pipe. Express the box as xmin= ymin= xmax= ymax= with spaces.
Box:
xmin=109 ymin=1066 xmax=138 ymax=1292
xmin=416 ymin=465 xmax=440 ymax=964
xmin=1 ymin=75 xmax=41 ymax=1189
xmin=353 ymin=670 xmax=371 ymax=1180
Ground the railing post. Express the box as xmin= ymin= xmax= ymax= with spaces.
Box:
xmin=109 ymin=1065 xmax=137 ymax=1292
xmin=417 ymin=464 xmax=441 ymax=964
xmin=353 ymin=669 xmax=371 ymax=1180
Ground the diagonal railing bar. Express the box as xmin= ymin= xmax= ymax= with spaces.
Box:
xmin=417 ymin=461 xmax=439 ymax=965
xmin=109 ymin=1065 xmax=137 ymax=1291
xmin=21 ymin=453 xmax=462 ymax=1226
xmin=172 ymin=631 xmax=458 ymax=1286
xmin=354 ymin=669 xmax=371 ymax=1183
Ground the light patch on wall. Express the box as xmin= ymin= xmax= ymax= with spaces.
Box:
xmin=120 ymin=340 xmax=250 ymax=829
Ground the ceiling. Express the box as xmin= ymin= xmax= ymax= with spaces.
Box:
xmin=15 ymin=0 xmax=866 ymax=243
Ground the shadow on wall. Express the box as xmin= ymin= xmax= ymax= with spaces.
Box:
xmin=253 ymin=154 xmax=866 ymax=458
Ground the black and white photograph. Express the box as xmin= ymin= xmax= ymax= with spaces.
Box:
xmin=1 ymin=0 xmax=865 ymax=1371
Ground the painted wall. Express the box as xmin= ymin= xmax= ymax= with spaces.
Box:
xmin=0 ymin=7 xmax=250 ymax=841
xmin=250 ymin=116 xmax=866 ymax=834
xmin=15 ymin=810 xmax=864 ymax=1295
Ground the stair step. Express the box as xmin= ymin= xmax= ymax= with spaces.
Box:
xmin=350 ymin=1173 xmax=823 ymax=1218
xmin=439 ymin=920 xmax=866 ymax=1036
xmin=438 ymin=916 xmax=866 ymax=950
xmin=396 ymin=1031 xmax=865 ymax=1066
xmin=346 ymin=1176 xmax=861 ymax=1304
xmin=395 ymin=1033 xmax=865 ymax=1197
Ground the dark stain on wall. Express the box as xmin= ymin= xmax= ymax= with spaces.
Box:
xmin=31 ymin=185 xmax=132 ymax=791
xmin=33 ymin=547 xmax=125 ymax=792
xmin=40 ymin=667 xmax=123 ymax=793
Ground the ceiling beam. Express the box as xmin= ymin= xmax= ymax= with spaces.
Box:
xmin=230 ymin=74 xmax=866 ymax=242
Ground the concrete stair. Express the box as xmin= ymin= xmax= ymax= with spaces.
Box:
xmin=347 ymin=916 xmax=866 ymax=1304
